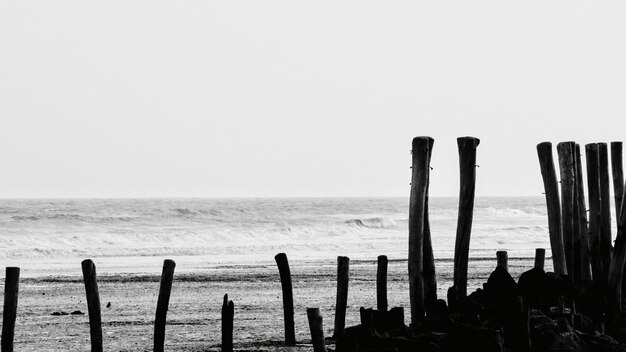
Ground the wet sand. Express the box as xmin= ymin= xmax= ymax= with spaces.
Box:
xmin=6 ymin=257 xmax=542 ymax=351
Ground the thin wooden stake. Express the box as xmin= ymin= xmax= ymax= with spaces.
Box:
xmin=423 ymin=137 xmax=437 ymax=312
xmin=611 ymin=142 xmax=624 ymax=223
xmin=334 ymin=256 xmax=349 ymax=338
xmin=81 ymin=259 xmax=103 ymax=352
xmin=307 ymin=308 xmax=327 ymax=352
xmin=534 ymin=248 xmax=545 ymax=270
xmin=557 ymin=142 xmax=576 ymax=278
xmin=274 ymin=253 xmax=296 ymax=345
xmin=1 ymin=267 xmax=20 ymax=352
xmin=537 ymin=142 xmax=567 ymax=275
xmin=154 ymin=259 xmax=176 ymax=352
xmin=575 ymin=144 xmax=591 ymax=281
xmin=451 ymin=136 xmax=480 ymax=305
xmin=607 ymin=145 xmax=626 ymax=330
xmin=496 ymin=251 xmax=509 ymax=272
xmin=221 ymin=294 xmax=234 ymax=352
xmin=376 ymin=255 xmax=388 ymax=312
xmin=408 ymin=136 xmax=430 ymax=322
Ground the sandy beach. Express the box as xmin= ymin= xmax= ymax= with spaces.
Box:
xmin=6 ymin=257 xmax=542 ymax=351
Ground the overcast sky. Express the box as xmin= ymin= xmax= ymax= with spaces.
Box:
xmin=1 ymin=2 xmax=625 ymax=198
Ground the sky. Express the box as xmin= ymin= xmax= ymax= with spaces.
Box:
xmin=1 ymin=2 xmax=626 ymax=198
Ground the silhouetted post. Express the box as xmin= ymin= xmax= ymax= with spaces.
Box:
xmin=423 ymin=137 xmax=437 ymax=313
xmin=408 ymin=136 xmax=430 ymax=321
xmin=611 ymin=142 xmax=624 ymax=221
xmin=599 ymin=143 xmax=613 ymax=274
xmin=274 ymin=253 xmax=295 ymax=345
xmin=496 ymin=251 xmax=509 ymax=272
xmin=154 ymin=259 xmax=176 ymax=352
xmin=334 ymin=256 xmax=349 ymax=338
xmin=575 ymin=144 xmax=592 ymax=281
xmin=376 ymin=255 xmax=388 ymax=311
xmin=534 ymin=248 xmax=545 ymax=270
xmin=608 ymin=176 xmax=626 ymax=329
xmin=586 ymin=143 xmax=604 ymax=284
xmin=81 ymin=259 xmax=103 ymax=352
xmin=557 ymin=142 xmax=576 ymax=278
xmin=307 ymin=308 xmax=327 ymax=352
xmin=537 ymin=142 xmax=567 ymax=275
xmin=221 ymin=294 xmax=234 ymax=352
xmin=451 ymin=136 xmax=480 ymax=305
xmin=1 ymin=267 xmax=20 ymax=352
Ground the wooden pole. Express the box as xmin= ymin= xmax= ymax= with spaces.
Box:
xmin=376 ymin=255 xmax=388 ymax=312
xmin=608 ymin=167 xmax=626 ymax=329
xmin=422 ymin=137 xmax=437 ymax=313
xmin=334 ymin=256 xmax=349 ymax=338
xmin=557 ymin=142 xmax=576 ymax=278
xmin=534 ymin=248 xmax=545 ymax=270
xmin=221 ymin=294 xmax=234 ymax=352
xmin=451 ymin=136 xmax=480 ymax=304
xmin=599 ymin=143 xmax=613 ymax=275
xmin=274 ymin=253 xmax=296 ymax=345
xmin=307 ymin=308 xmax=327 ymax=352
xmin=537 ymin=142 xmax=567 ymax=275
xmin=611 ymin=142 xmax=624 ymax=222
xmin=1 ymin=267 xmax=20 ymax=352
xmin=496 ymin=251 xmax=509 ymax=272
xmin=408 ymin=136 xmax=430 ymax=322
xmin=81 ymin=259 xmax=103 ymax=352
xmin=153 ymin=259 xmax=176 ymax=352
xmin=575 ymin=144 xmax=592 ymax=281
xmin=586 ymin=143 xmax=604 ymax=284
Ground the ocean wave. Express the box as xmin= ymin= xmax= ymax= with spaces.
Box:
xmin=345 ymin=217 xmax=397 ymax=229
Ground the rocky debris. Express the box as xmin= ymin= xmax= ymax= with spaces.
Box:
xmin=51 ymin=311 xmax=69 ymax=316
xmin=70 ymin=310 xmax=84 ymax=315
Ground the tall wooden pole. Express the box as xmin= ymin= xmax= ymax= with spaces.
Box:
xmin=154 ymin=259 xmax=176 ymax=352
xmin=333 ymin=256 xmax=349 ymax=338
xmin=451 ymin=136 xmax=480 ymax=305
xmin=586 ymin=143 xmax=604 ymax=284
xmin=274 ymin=253 xmax=296 ymax=345
xmin=608 ymin=165 xmax=626 ymax=329
xmin=81 ymin=259 xmax=103 ymax=352
xmin=221 ymin=294 xmax=234 ymax=352
xmin=1 ymin=267 xmax=20 ymax=352
xmin=611 ymin=142 xmax=624 ymax=222
xmin=408 ymin=136 xmax=430 ymax=322
xmin=557 ymin=142 xmax=576 ymax=278
xmin=598 ymin=143 xmax=613 ymax=275
xmin=422 ymin=137 xmax=437 ymax=312
xmin=307 ymin=308 xmax=327 ymax=352
xmin=376 ymin=255 xmax=388 ymax=312
xmin=537 ymin=142 xmax=567 ymax=275
xmin=575 ymin=144 xmax=591 ymax=281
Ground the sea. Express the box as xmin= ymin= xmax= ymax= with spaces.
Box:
xmin=0 ymin=197 xmax=552 ymax=278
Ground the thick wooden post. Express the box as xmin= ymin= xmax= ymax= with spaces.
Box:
xmin=376 ymin=255 xmax=388 ymax=312
xmin=334 ymin=256 xmax=349 ymax=338
xmin=575 ymin=144 xmax=592 ymax=281
xmin=608 ymin=169 xmax=626 ymax=329
xmin=451 ymin=136 xmax=480 ymax=304
xmin=274 ymin=253 xmax=296 ymax=345
xmin=611 ymin=142 xmax=624 ymax=222
xmin=154 ymin=259 xmax=176 ymax=352
xmin=423 ymin=137 xmax=437 ymax=313
xmin=496 ymin=251 xmax=509 ymax=272
xmin=307 ymin=308 xmax=327 ymax=352
xmin=408 ymin=136 xmax=430 ymax=322
xmin=586 ymin=143 xmax=604 ymax=284
xmin=1 ymin=267 xmax=20 ymax=352
xmin=534 ymin=248 xmax=545 ymax=270
xmin=81 ymin=259 xmax=103 ymax=352
xmin=557 ymin=142 xmax=576 ymax=278
xmin=221 ymin=294 xmax=234 ymax=352
xmin=537 ymin=142 xmax=567 ymax=275
xmin=599 ymin=143 xmax=613 ymax=274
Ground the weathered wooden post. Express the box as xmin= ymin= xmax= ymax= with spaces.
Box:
xmin=557 ymin=142 xmax=576 ymax=278
xmin=222 ymin=294 xmax=234 ymax=352
xmin=154 ymin=259 xmax=176 ymax=352
xmin=274 ymin=253 xmax=296 ymax=345
xmin=307 ymin=308 xmax=327 ymax=352
xmin=408 ymin=136 xmax=430 ymax=321
xmin=334 ymin=256 xmax=349 ymax=338
xmin=377 ymin=255 xmax=388 ymax=312
xmin=586 ymin=143 xmax=604 ymax=284
xmin=1 ymin=267 xmax=20 ymax=352
xmin=608 ymin=175 xmax=626 ymax=329
xmin=534 ymin=248 xmax=545 ymax=270
xmin=423 ymin=137 xmax=437 ymax=313
xmin=598 ymin=143 xmax=613 ymax=274
xmin=81 ymin=259 xmax=103 ymax=352
xmin=611 ymin=142 xmax=624 ymax=221
xmin=450 ymin=136 xmax=480 ymax=306
xmin=537 ymin=142 xmax=567 ymax=275
xmin=496 ymin=251 xmax=509 ymax=272
xmin=575 ymin=144 xmax=592 ymax=281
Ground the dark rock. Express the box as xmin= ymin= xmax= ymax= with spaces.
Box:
xmin=550 ymin=332 xmax=583 ymax=352
xmin=530 ymin=310 xmax=559 ymax=350
xmin=51 ymin=311 xmax=69 ymax=316
xmin=70 ymin=310 xmax=84 ymax=315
